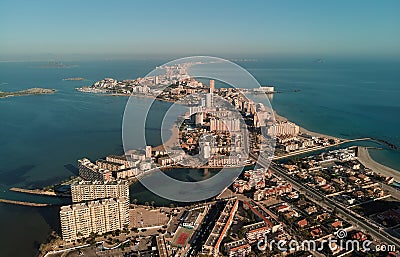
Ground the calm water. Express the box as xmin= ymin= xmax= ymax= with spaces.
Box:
xmin=241 ymin=59 xmax=400 ymax=169
xmin=0 ymin=58 xmax=399 ymax=256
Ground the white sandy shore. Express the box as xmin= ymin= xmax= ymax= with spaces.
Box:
xmin=164 ymin=124 xmax=179 ymax=147
xmin=357 ymin=146 xmax=400 ymax=183
xmin=274 ymin=111 xmax=341 ymax=140
xmin=153 ymin=124 xmax=179 ymax=151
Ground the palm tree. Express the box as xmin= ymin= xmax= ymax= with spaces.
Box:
xmin=133 ymin=198 xmax=138 ymax=206
xmin=151 ymin=201 xmax=155 ymax=208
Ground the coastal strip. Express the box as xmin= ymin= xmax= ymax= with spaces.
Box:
xmin=9 ymin=187 xmax=71 ymax=197
xmin=274 ymin=111 xmax=341 ymax=140
xmin=357 ymin=146 xmax=400 ymax=183
xmin=0 ymin=198 xmax=49 ymax=207
xmin=273 ymin=137 xmax=371 ymax=160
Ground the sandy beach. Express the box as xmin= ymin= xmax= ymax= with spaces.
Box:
xmin=153 ymin=124 xmax=180 ymax=151
xmin=357 ymin=146 xmax=400 ymax=183
xmin=164 ymin=124 xmax=180 ymax=147
xmin=274 ymin=111 xmax=342 ymax=140
xmin=156 ymin=110 xmax=347 ymax=154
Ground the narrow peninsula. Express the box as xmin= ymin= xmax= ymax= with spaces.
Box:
xmin=0 ymin=88 xmax=56 ymax=98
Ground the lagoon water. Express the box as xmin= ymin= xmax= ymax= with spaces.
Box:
xmin=0 ymin=58 xmax=399 ymax=256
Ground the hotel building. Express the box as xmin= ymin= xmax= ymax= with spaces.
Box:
xmin=71 ymin=180 xmax=129 ymax=203
xmin=78 ymin=158 xmax=113 ymax=182
xmin=267 ymin=121 xmax=300 ymax=137
xmin=60 ymin=197 xmax=129 ymax=242
xmin=205 ymin=93 xmax=213 ymax=108
xmin=210 ymin=79 xmax=215 ymax=93
xmin=105 ymin=155 xmax=132 ymax=166
xmin=210 ymin=117 xmax=241 ymax=132
xmin=96 ymin=160 xmax=125 ymax=171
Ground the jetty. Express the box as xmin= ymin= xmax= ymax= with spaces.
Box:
xmin=10 ymin=187 xmax=71 ymax=197
xmin=0 ymin=198 xmax=49 ymax=207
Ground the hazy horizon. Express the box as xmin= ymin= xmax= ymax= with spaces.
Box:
xmin=1 ymin=0 xmax=399 ymax=61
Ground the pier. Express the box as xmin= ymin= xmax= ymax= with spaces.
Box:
xmin=0 ymin=198 xmax=49 ymax=207
xmin=9 ymin=187 xmax=71 ymax=197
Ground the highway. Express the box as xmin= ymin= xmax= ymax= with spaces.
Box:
xmin=250 ymin=153 xmax=400 ymax=249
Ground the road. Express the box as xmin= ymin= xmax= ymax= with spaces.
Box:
xmin=185 ymin=202 xmax=224 ymax=257
xmin=250 ymin=153 xmax=400 ymax=250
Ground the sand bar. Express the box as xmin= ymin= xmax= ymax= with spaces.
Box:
xmin=357 ymin=146 xmax=400 ymax=183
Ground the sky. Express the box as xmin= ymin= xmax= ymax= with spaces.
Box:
xmin=0 ymin=0 xmax=399 ymax=60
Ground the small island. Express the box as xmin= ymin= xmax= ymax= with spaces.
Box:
xmin=0 ymin=88 xmax=56 ymax=98
xmin=63 ymin=77 xmax=85 ymax=81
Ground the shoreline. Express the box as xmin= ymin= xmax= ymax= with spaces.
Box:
xmin=273 ymin=111 xmax=400 ymax=179
xmin=153 ymin=123 xmax=180 ymax=151
xmin=357 ymin=146 xmax=400 ymax=183
xmin=274 ymin=111 xmax=342 ymax=140
xmin=31 ymin=93 xmax=400 ymax=254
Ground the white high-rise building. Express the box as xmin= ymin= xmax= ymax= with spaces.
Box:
xmin=195 ymin=112 xmax=204 ymax=126
xmin=60 ymin=197 xmax=129 ymax=242
xmin=78 ymin=158 xmax=113 ymax=182
xmin=71 ymin=180 xmax=129 ymax=203
xmin=189 ymin=106 xmax=203 ymax=116
xmin=145 ymin=145 xmax=152 ymax=158
xmin=200 ymin=98 xmax=206 ymax=107
xmin=205 ymin=93 xmax=213 ymax=108
xmin=203 ymin=142 xmax=211 ymax=159
xmin=267 ymin=121 xmax=300 ymax=137
xmin=210 ymin=117 xmax=241 ymax=132
xmin=210 ymin=79 xmax=215 ymax=93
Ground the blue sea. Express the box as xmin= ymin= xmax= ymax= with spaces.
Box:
xmin=0 ymin=57 xmax=399 ymax=256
